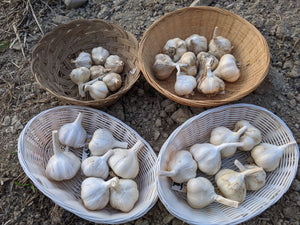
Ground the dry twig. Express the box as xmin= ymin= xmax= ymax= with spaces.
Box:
xmin=28 ymin=0 xmax=44 ymax=35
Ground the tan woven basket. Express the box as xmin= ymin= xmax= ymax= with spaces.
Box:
xmin=157 ymin=103 xmax=299 ymax=224
xmin=31 ymin=19 xmax=140 ymax=108
xmin=138 ymin=7 xmax=270 ymax=107
xmin=18 ymin=106 xmax=158 ymax=224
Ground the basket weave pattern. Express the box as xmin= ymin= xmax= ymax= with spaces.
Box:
xmin=31 ymin=19 xmax=140 ymax=107
xmin=157 ymin=104 xmax=299 ymax=225
xmin=18 ymin=106 xmax=158 ymax=224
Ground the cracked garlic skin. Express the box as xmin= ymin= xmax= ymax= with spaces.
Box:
xmin=208 ymin=27 xmax=232 ymax=59
xmin=174 ymin=65 xmax=197 ymax=96
xmin=187 ymin=177 xmax=239 ymax=209
xmin=58 ymin=112 xmax=87 ymax=148
xmin=102 ymin=72 xmax=122 ymax=92
xmin=89 ymin=128 xmax=128 ymax=156
xmin=110 ymin=177 xmax=139 ymax=212
xmin=185 ymin=34 xmax=207 ymax=55
xmin=90 ymin=65 xmax=111 ymax=80
xmin=214 ymin=54 xmax=240 ymax=82
xmin=84 ymin=81 xmax=109 ymax=100
xmin=159 ymin=150 xmax=197 ymax=183
xmin=70 ymin=67 xmax=90 ymax=85
xmin=196 ymin=52 xmax=219 ymax=79
xmin=178 ymin=52 xmax=198 ymax=76
xmin=45 ymin=130 xmax=81 ymax=181
xmin=153 ymin=53 xmax=176 ymax=80
xmin=71 ymin=52 xmax=92 ymax=68
xmin=92 ymin=46 xmax=110 ymax=65
xmin=163 ymin=38 xmax=187 ymax=62
xmin=104 ymin=55 xmax=124 ymax=73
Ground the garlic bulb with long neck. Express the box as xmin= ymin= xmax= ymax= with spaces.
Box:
xmin=104 ymin=55 xmax=124 ymax=73
xmin=81 ymin=150 xmax=114 ymax=179
xmin=81 ymin=177 xmax=118 ymax=210
xmin=185 ymin=34 xmax=207 ymax=55
xmin=209 ymin=126 xmax=247 ymax=158
xmin=90 ymin=65 xmax=111 ymax=80
xmin=178 ymin=52 xmax=198 ymax=76
xmin=196 ymin=52 xmax=219 ymax=80
xmin=108 ymin=140 xmax=144 ymax=179
xmin=84 ymin=81 xmax=109 ymax=100
xmin=45 ymin=130 xmax=81 ymax=181
xmin=174 ymin=65 xmax=197 ymax=96
xmin=58 ymin=112 xmax=87 ymax=148
xmin=91 ymin=46 xmax=110 ymax=65
xmin=71 ymin=52 xmax=92 ymax=68
xmin=89 ymin=128 xmax=128 ymax=156
xmin=110 ymin=177 xmax=139 ymax=212
xmin=251 ymin=142 xmax=297 ymax=172
xmin=187 ymin=177 xmax=239 ymax=209
xmin=234 ymin=120 xmax=262 ymax=151
xmin=190 ymin=142 xmax=243 ymax=175
xmin=215 ymin=167 xmax=263 ymax=202
xmin=208 ymin=27 xmax=232 ymax=59
xmin=213 ymin=54 xmax=240 ymax=82
xmin=163 ymin=38 xmax=187 ymax=62
xmin=102 ymin=72 xmax=122 ymax=92
xmin=159 ymin=150 xmax=197 ymax=183
xmin=234 ymin=160 xmax=266 ymax=191
xmin=153 ymin=53 xmax=177 ymax=80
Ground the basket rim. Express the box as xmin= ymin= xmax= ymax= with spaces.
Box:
xmin=18 ymin=105 xmax=158 ymax=224
xmin=157 ymin=103 xmax=299 ymax=225
xmin=138 ymin=6 xmax=271 ymax=107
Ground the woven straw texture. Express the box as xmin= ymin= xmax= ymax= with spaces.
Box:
xmin=157 ymin=103 xmax=299 ymax=225
xmin=18 ymin=106 xmax=158 ymax=224
xmin=138 ymin=7 xmax=270 ymax=107
xmin=31 ymin=19 xmax=140 ymax=108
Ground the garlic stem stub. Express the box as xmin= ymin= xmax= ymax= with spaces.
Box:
xmin=174 ymin=64 xmax=197 ymax=96
xmin=196 ymin=52 xmax=219 ymax=80
xmin=208 ymin=27 xmax=233 ymax=59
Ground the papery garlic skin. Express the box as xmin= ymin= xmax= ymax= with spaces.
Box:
xmin=110 ymin=177 xmax=139 ymax=212
xmin=102 ymin=72 xmax=122 ymax=92
xmin=92 ymin=47 xmax=110 ymax=65
xmin=153 ymin=53 xmax=177 ymax=80
xmin=163 ymin=38 xmax=187 ymax=62
xmin=70 ymin=67 xmax=90 ymax=85
xmin=178 ymin=52 xmax=198 ymax=76
xmin=208 ymin=27 xmax=232 ymax=59
xmin=45 ymin=130 xmax=81 ymax=181
xmin=174 ymin=65 xmax=197 ymax=96
xmin=90 ymin=65 xmax=111 ymax=80
xmin=105 ymin=55 xmax=124 ymax=73
xmin=196 ymin=52 xmax=219 ymax=79
xmin=84 ymin=81 xmax=109 ymax=100
xmin=185 ymin=34 xmax=207 ymax=55
xmin=214 ymin=54 xmax=240 ymax=82
xmin=71 ymin=52 xmax=92 ymax=68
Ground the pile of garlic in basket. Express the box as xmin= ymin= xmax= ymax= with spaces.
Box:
xmin=153 ymin=27 xmax=240 ymax=96
xmin=45 ymin=113 xmax=140 ymax=212
xmin=159 ymin=120 xmax=296 ymax=209
xmin=70 ymin=47 xmax=124 ymax=99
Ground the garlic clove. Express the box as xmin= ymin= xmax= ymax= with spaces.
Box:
xmin=213 ymin=54 xmax=240 ymax=82
xmin=45 ymin=130 xmax=81 ymax=181
xmin=90 ymin=65 xmax=111 ymax=80
xmin=104 ymin=55 xmax=124 ymax=73
xmin=196 ymin=52 xmax=219 ymax=80
xmin=208 ymin=27 xmax=233 ymax=59
xmin=174 ymin=65 xmax=197 ymax=96
xmin=185 ymin=34 xmax=207 ymax=55
xmin=178 ymin=52 xmax=198 ymax=76
xmin=102 ymin=72 xmax=122 ymax=92
xmin=153 ymin=53 xmax=176 ymax=80
xmin=163 ymin=38 xmax=187 ymax=62
xmin=84 ymin=81 xmax=109 ymax=100
xmin=71 ymin=52 xmax=92 ymax=68
xmin=91 ymin=47 xmax=110 ymax=65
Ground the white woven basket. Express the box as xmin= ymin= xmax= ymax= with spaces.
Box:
xmin=157 ymin=103 xmax=299 ymax=225
xmin=18 ymin=106 xmax=158 ymax=224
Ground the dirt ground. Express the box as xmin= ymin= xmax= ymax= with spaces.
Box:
xmin=0 ymin=0 xmax=299 ymax=224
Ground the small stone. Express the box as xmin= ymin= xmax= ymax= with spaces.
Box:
xmin=11 ymin=42 xmax=23 ymax=51
xmin=287 ymin=92 xmax=294 ymax=99
xmin=154 ymin=130 xmax=160 ymax=141
xmin=135 ymin=219 xmax=149 ymax=225
xmin=163 ymin=214 xmax=174 ymax=224
xmin=164 ymin=3 xmax=175 ymax=12
xmin=137 ymin=88 xmax=144 ymax=96
xmin=295 ymin=95 xmax=300 ymax=103
xmin=164 ymin=104 xmax=177 ymax=113
xmin=160 ymin=110 xmax=167 ymax=118
xmin=161 ymin=99 xmax=173 ymax=108
xmin=1 ymin=116 xmax=11 ymax=126
xmin=292 ymin=179 xmax=300 ymax=191
xmin=289 ymin=63 xmax=300 ymax=78
xmin=155 ymin=118 xmax=162 ymax=127
xmin=5 ymin=126 xmax=15 ymax=134
xmin=14 ymin=120 xmax=23 ymax=131
xmin=283 ymin=207 xmax=298 ymax=219
xmin=283 ymin=60 xmax=293 ymax=69
xmin=63 ymin=0 xmax=87 ymax=8
xmin=52 ymin=15 xmax=71 ymax=24
xmin=171 ymin=108 xmax=191 ymax=124
xmin=289 ymin=99 xmax=297 ymax=107
xmin=166 ymin=118 xmax=174 ymax=126
xmin=162 ymin=132 xmax=168 ymax=138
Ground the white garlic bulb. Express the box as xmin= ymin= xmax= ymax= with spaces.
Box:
xmin=102 ymin=72 xmax=122 ymax=92
xmin=163 ymin=38 xmax=187 ymax=62
xmin=174 ymin=65 xmax=197 ymax=96
xmin=45 ymin=130 xmax=81 ymax=181
xmin=71 ymin=52 xmax=92 ymax=68
xmin=58 ymin=112 xmax=87 ymax=148
xmin=89 ymin=128 xmax=128 ymax=156
xmin=185 ymin=34 xmax=207 ymax=55
xmin=196 ymin=52 xmax=219 ymax=79
xmin=178 ymin=52 xmax=198 ymax=76
xmin=234 ymin=160 xmax=266 ymax=191
xmin=110 ymin=177 xmax=139 ymax=212
xmin=153 ymin=53 xmax=177 ymax=80
xmin=81 ymin=150 xmax=114 ymax=179
xmin=187 ymin=177 xmax=239 ymax=209
xmin=159 ymin=150 xmax=197 ymax=183
xmin=208 ymin=27 xmax=233 ymax=59
xmin=108 ymin=140 xmax=144 ymax=179
xmin=90 ymin=65 xmax=111 ymax=80
xmin=213 ymin=54 xmax=240 ymax=82
xmin=190 ymin=142 xmax=243 ymax=175
xmin=251 ymin=142 xmax=297 ymax=172
xmin=84 ymin=81 xmax=109 ymax=100
xmin=209 ymin=126 xmax=247 ymax=158
xmin=70 ymin=67 xmax=91 ymax=85
xmin=105 ymin=55 xmax=124 ymax=73
xmin=92 ymin=47 xmax=110 ymax=65
xmin=234 ymin=120 xmax=262 ymax=151
xmin=81 ymin=177 xmax=118 ymax=210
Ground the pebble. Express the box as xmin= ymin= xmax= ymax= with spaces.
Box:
xmin=166 ymin=118 xmax=174 ymax=126
xmin=289 ymin=63 xmax=300 ymax=78
xmin=160 ymin=110 xmax=167 ymax=118
xmin=63 ymin=0 xmax=87 ymax=9
xmin=163 ymin=214 xmax=174 ymax=224
xmin=137 ymin=88 xmax=144 ymax=96
xmin=1 ymin=116 xmax=11 ymax=127
xmin=155 ymin=118 xmax=162 ymax=127
xmin=292 ymin=179 xmax=300 ymax=191
xmin=283 ymin=207 xmax=298 ymax=219
xmin=161 ymin=99 xmax=173 ymax=108
xmin=135 ymin=219 xmax=149 ymax=225
xmin=289 ymin=99 xmax=297 ymax=107
xmin=52 ymin=15 xmax=71 ymax=24
xmin=171 ymin=108 xmax=189 ymax=124
xmin=154 ymin=130 xmax=160 ymax=141
xmin=164 ymin=104 xmax=177 ymax=113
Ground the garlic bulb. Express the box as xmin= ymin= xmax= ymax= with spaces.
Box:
xmin=81 ymin=150 xmax=114 ymax=179
xmin=215 ymin=167 xmax=263 ymax=202
xmin=92 ymin=47 xmax=110 ymax=65
xmin=71 ymin=52 xmax=92 ymax=68
xmin=234 ymin=160 xmax=266 ymax=191
xmin=81 ymin=177 xmax=118 ymax=210
xmin=251 ymin=142 xmax=297 ymax=172
xmin=84 ymin=81 xmax=109 ymax=100
xmin=45 ymin=130 xmax=81 ymax=181
xmin=108 ymin=140 xmax=144 ymax=179
xmin=58 ymin=112 xmax=87 ymax=148
xmin=190 ymin=142 xmax=243 ymax=175
xmin=89 ymin=128 xmax=128 ymax=156
xmin=104 ymin=55 xmax=124 ymax=73
xmin=214 ymin=54 xmax=240 ymax=82
xmin=70 ymin=67 xmax=91 ymax=85
xmin=209 ymin=126 xmax=247 ymax=158
xmin=153 ymin=53 xmax=177 ymax=80
xmin=159 ymin=150 xmax=197 ymax=183
xmin=102 ymin=72 xmax=122 ymax=92
xmin=163 ymin=38 xmax=187 ymax=62
xmin=90 ymin=65 xmax=111 ymax=80
xmin=110 ymin=177 xmax=139 ymax=212
xmin=196 ymin=52 xmax=219 ymax=79
xmin=233 ymin=120 xmax=262 ymax=151
xmin=178 ymin=52 xmax=198 ymax=76
xmin=174 ymin=65 xmax=197 ymax=96
xmin=187 ymin=177 xmax=239 ymax=209
xmin=185 ymin=34 xmax=207 ymax=55
xmin=208 ymin=27 xmax=232 ymax=59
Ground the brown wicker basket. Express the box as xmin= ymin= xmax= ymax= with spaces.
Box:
xmin=138 ymin=7 xmax=270 ymax=107
xmin=31 ymin=19 xmax=140 ymax=108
